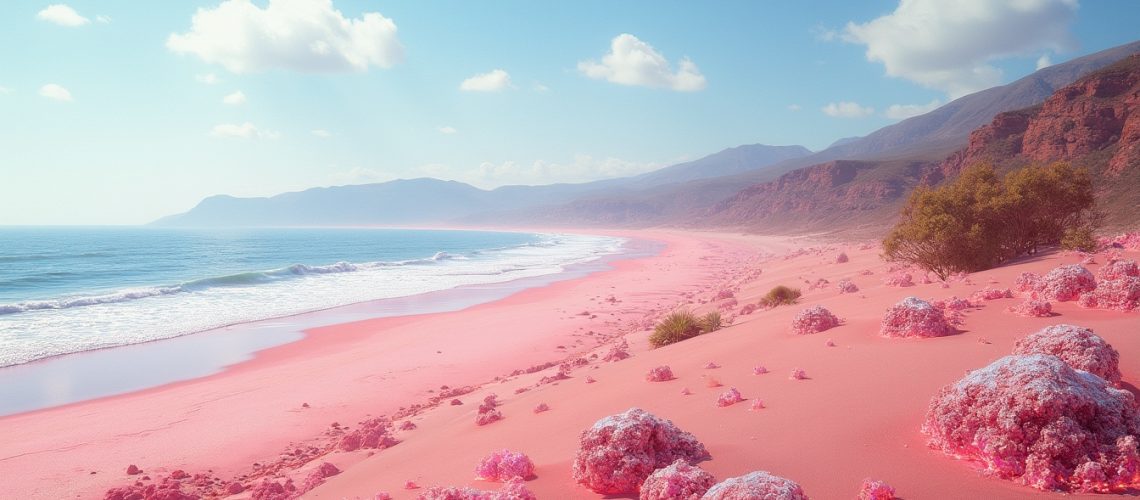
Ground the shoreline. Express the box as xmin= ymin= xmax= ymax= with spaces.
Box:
xmin=0 ymin=229 xmax=764 ymax=499
xmin=0 ymin=233 xmax=653 ymax=417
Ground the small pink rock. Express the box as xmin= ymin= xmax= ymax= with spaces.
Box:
xmin=225 ymin=481 xmax=244 ymax=494
xmin=791 ymin=305 xmax=840 ymax=335
xmin=716 ymin=387 xmax=744 ymax=407
xmin=646 ymin=365 xmax=675 ymax=382
xmin=170 ymin=470 xmax=188 ymax=480
xmin=680 ymin=387 xmax=692 ymax=395
xmin=753 ymin=365 xmax=769 ymax=375
xmin=704 ymin=361 xmax=720 ymax=369
xmin=859 ymin=478 xmax=896 ymax=500
xmin=404 ymin=480 xmax=420 ymax=490
xmin=474 ymin=449 xmax=536 ymax=482
xmin=533 ymin=403 xmax=550 ymax=414
xmin=749 ymin=399 xmax=766 ymax=411
xmin=790 ymin=368 xmax=807 ymax=380
xmin=450 ymin=398 xmax=463 ymax=406
xmin=585 ymin=376 xmax=596 ymax=384
xmin=704 ymin=471 xmax=808 ymax=499
xmin=825 ymin=339 xmax=836 ymax=347
xmin=125 ymin=465 xmax=141 ymax=476
xmin=399 ymin=420 xmax=417 ymax=431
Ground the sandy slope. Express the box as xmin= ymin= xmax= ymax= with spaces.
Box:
xmin=308 ymin=241 xmax=1139 ymax=500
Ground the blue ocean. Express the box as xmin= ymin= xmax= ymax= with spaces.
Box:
xmin=0 ymin=227 xmax=623 ymax=368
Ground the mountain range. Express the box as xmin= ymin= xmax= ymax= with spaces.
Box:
xmin=155 ymin=40 xmax=1140 ymax=233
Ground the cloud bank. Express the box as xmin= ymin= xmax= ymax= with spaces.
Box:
xmin=578 ymin=34 xmax=706 ymax=91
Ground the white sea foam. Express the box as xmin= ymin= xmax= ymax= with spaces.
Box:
xmin=0 ymin=233 xmax=625 ymax=368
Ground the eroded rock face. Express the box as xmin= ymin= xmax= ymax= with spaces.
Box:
xmin=922 ymin=354 xmax=1140 ymax=492
xmin=572 ymin=408 xmax=710 ymax=495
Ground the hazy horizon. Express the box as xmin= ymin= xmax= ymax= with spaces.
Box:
xmin=3 ymin=0 xmax=1139 ymax=225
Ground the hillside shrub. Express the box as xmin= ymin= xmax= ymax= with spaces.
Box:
xmin=649 ymin=310 xmax=702 ymax=348
xmin=757 ymin=285 xmax=801 ymax=308
xmin=883 ymin=163 xmax=1098 ymax=279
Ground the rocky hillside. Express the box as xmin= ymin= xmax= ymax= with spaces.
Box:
xmin=706 ymin=54 xmax=1140 ymax=233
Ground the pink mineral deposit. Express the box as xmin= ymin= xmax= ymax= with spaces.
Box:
xmin=703 ymin=361 xmax=720 ymax=369
xmin=1012 ymin=324 xmax=1121 ymax=385
xmin=1007 ymin=299 xmax=1052 ymax=317
xmin=1037 ymin=264 xmax=1097 ymax=302
xmin=702 ymin=471 xmax=809 ymax=500
xmin=646 ymin=365 xmax=675 ymax=382
xmin=680 ymin=387 xmax=692 ymax=395
xmin=571 ymin=408 xmax=710 ymax=495
xmin=339 ymin=417 xmax=399 ymax=451
xmin=790 ymin=368 xmax=807 ymax=380
xmin=825 ymin=339 xmax=836 ymax=347
xmin=883 ymin=272 xmax=914 ymax=288
xmin=249 ymin=478 xmax=296 ymax=500
xmin=416 ymin=477 xmax=536 ymax=500
xmin=300 ymin=462 xmax=342 ymax=494
xmin=837 ymin=279 xmax=859 ymax=294
xmin=405 ymin=480 xmax=420 ymax=489
xmin=836 ymin=252 xmax=849 ymax=263
xmin=1014 ymin=272 xmax=1041 ymax=292
xmin=739 ymin=303 xmax=758 ymax=315
xmin=1099 ymin=259 xmax=1139 ymax=280
xmin=476 ymin=409 xmax=503 ymax=426
xmin=474 ymin=449 xmax=536 ymax=482
xmin=753 ymin=365 xmax=769 ymax=375
xmin=716 ymin=387 xmax=744 ymax=407
xmin=639 ymin=459 xmax=716 ymax=500
xmin=1078 ymin=276 xmax=1140 ymax=311
xmin=749 ymin=399 xmax=766 ymax=411
xmin=603 ymin=340 xmax=632 ymax=362
xmin=790 ymin=305 xmax=840 ymax=335
xmin=922 ymin=354 xmax=1140 ymax=492
xmin=105 ymin=480 xmax=196 ymax=500
xmin=879 ymin=297 xmax=953 ymax=338
xmin=971 ymin=287 xmax=1013 ymax=301
xmin=399 ymin=420 xmax=417 ymax=431
xmin=125 ymin=465 xmax=141 ymax=475
xmin=858 ymin=478 xmax=896 ymax=500
xmin=533 ymin=403 xmax=550 ymax=414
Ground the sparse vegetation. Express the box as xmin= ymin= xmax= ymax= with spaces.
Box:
xmin=757 ymin=285 xmax=801 ymax=308
xmin=698 ymin=311 xmax=722 ymax=333
xmin=649 ymin=310 xmax=702 ymax=348
xmin=883 ymin=163 xmax=1099 ymax=279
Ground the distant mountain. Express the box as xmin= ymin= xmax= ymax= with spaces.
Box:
xmin=705 ymin=53 xmax=1140 ymax=233
xmin=827 ymin=136 xmax=861 ymax=149
xmin=153 ymin=144 xmax=808 ymax=227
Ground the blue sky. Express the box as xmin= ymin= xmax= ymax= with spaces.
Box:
xmin=2 ymin=0 xmax=1138 ymax=224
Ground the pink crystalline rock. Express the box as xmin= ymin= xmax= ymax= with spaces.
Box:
xmin=249 ymin=478 xmax=296 ymax=500
xmin=837 ymin=279 xmax=859 ymax=294
xmin=836 ymin=252 xmax=849 ymax=263
xmin=858 ymin=478 xmax=896 ymax=500
xmin=571 ymin=407 xmax=710 ymax=495
xmin=971 ymin=287 xmax=1013 ymax=301
xmin=1007 ymin=299 xmax=1053 ymax=317
xmin=646 ymin=365 xmax=675 ymax=382
xmin=790 ymin=305 xmax=840 ymax=335
xmin=789 ymin=368 xmax=807 ymax=380
xmin=884 ymin=272 xmax=914 ymax=288
xmin=1012 ymin=324 xmax=1121 ymax=385
xmin=1078 ymin=276 xmax=1140 ymax=311
xmin=702 ymin=471 xmax=809 ymax=500
xmin=639 ymin=459 xmax=717 ymax=500
xmin=104 ymin=481 xmax=196 ymax=500
xmin=299 ymin=462 xmax=341 ymax=494
xmin=879 ymin=297 xmax=954 ymax=338
xmin=922 ymin=354 xmax=1140 ymax=492
xmin=474 ymin=449 xmax=536 ymax=482
xmin=753 ymin=365 xmax=769 ymax=375
xmin=339 ymin=417 xmax=399 ymax=452
xmin=533 ymin=403 xmax=550 ymax=414
xmin=1037 ymin=264 xmax=1097 ymax=302
xmin=716 ymin=387 xmax=744 ymax=407
xmin=1099 ymin=259 xmax=1140 ymax=280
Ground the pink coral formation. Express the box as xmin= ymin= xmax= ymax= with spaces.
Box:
xmin=1099 ymin=259 xmax=1139 ymax=280
xmin=858 ymin=478 xmax=896 ymax=500
xmin=571 ymin=408 xmax=710 ymax=495
xmin=1007 ymin=299 xmax=1053 ymax=317
xmin=884 ymin=272 xmax=914 ymax=288
xmin=879 ymin=297 xmax=953 ymax=338
xmin=639 ymin=459 xmax=716 ymax=500
xmin=716 ymin=387 xmax=744 ymax=407
xmin=837 ymin=279 xmax=858 ymax=294
xmin=836 ymin=252 xmax=849 ymax=263
xmin=922 ymin=354 xmax=1140 ymax=492
xmin=1012 ymin=324 xmax=1121 ymax=385
xmin=339 ymin=417 xmax=399 ymax=452
xmin=971 ymin=287 xmax=1013 ymax=301
xmin=790 ymin=368 xmax=807 ymax=380
xmin=646 ymin=366 xmax=675 ymax=382
xmin=1037 ymin=264 xmax=1097 ymax=302
xmin=474 ymin=449 xmax=536 ymax=482
xmin=1079 ymin=276 xmax=1140 ymax=311
xmin=702 ymin=471 xmax=809 ymax=500
xmin=790 ymin=305 xmax=840 ymax=335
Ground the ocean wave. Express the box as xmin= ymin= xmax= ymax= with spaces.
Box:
xmin=0 ymin=286 xmax=185 ymax=315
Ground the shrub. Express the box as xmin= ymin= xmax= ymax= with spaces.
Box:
xmin=1007 ymin=299 xmax=1052 ymax=317
xmin=571 ymin=408 xmax=710 ymax=495
xmin=757 ymin=286 xmax=801 ymax=308
xmin=698 ymin=311 xmax=722 ymax=333
xmin=880 ymin=297 xmax=954 ymax=338
xmin=836 ymin=252 xmax=849 ymax=263
xmin=836 ymin=279 xmax=859 ymax=294
xmin=649 ymin=310 xmax=703 ymax=348
xmin=715 ymin=387 xmax=744 ymax=407
xmin=702 ymin=471 xmax=809 ymax=500
xmin=922 ymin=354 xmax=1140 ymax=492
xmin=639 ymin=459 xmax=716 ymax=500
xmin=883 ymin=163 xmax=1098 ymax=279
xmin=1011 ymin=324 xmax=1120 ymax=385
xmin=883 ymin=272 xmax=914 ymax=287
xmin=858 ymin=478 xmax=896 ymax=500
xmin=790 ymin=305 xmax=840 ymax=335
xmin=1078 ymin=276 xmax=1140 ymax=311
xmin=474 ymin=449 xmax=535 ymax=482
xmin=971 ymin=287 xmax=1013 ymax=301
xmin=1099 ymin=259 xmax=1139 ymax=280
xmin=1037 ymin=264 xmax=1097 ymax=302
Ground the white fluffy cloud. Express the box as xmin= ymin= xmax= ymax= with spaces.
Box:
xmin=843 ymin=0 xmax=1079 ymax=98
xmin=222 ymin=90 xmax=247 ymax=105
xmin=437 ymin=126 xmax=457 ymax=134
xmin=578 ymin=34 xmax=706 ymax=91
xmin=210 ymin=122 xmax=279 ymax=139
xmin=36 ymin=4 xmax=90 ymax=27
xmin=167 ymin=0 xmax=404 ymax=73
xmin=96 ymin=15 xmax=112 ymax=24
xmin=311 ymin=129 xmax=332 ymax=138
xmin=822 ymin=101 xmax=874 ymax=118
xmin=459 ymin=69 xmax=512 ymax=92
xmin=885 ymin=99 xmax=942 ymax=119
xmin=1036 ymin=54 xmax=1054 ymax=70
xmin=39 ymin=84 xmax=73 ymax=102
